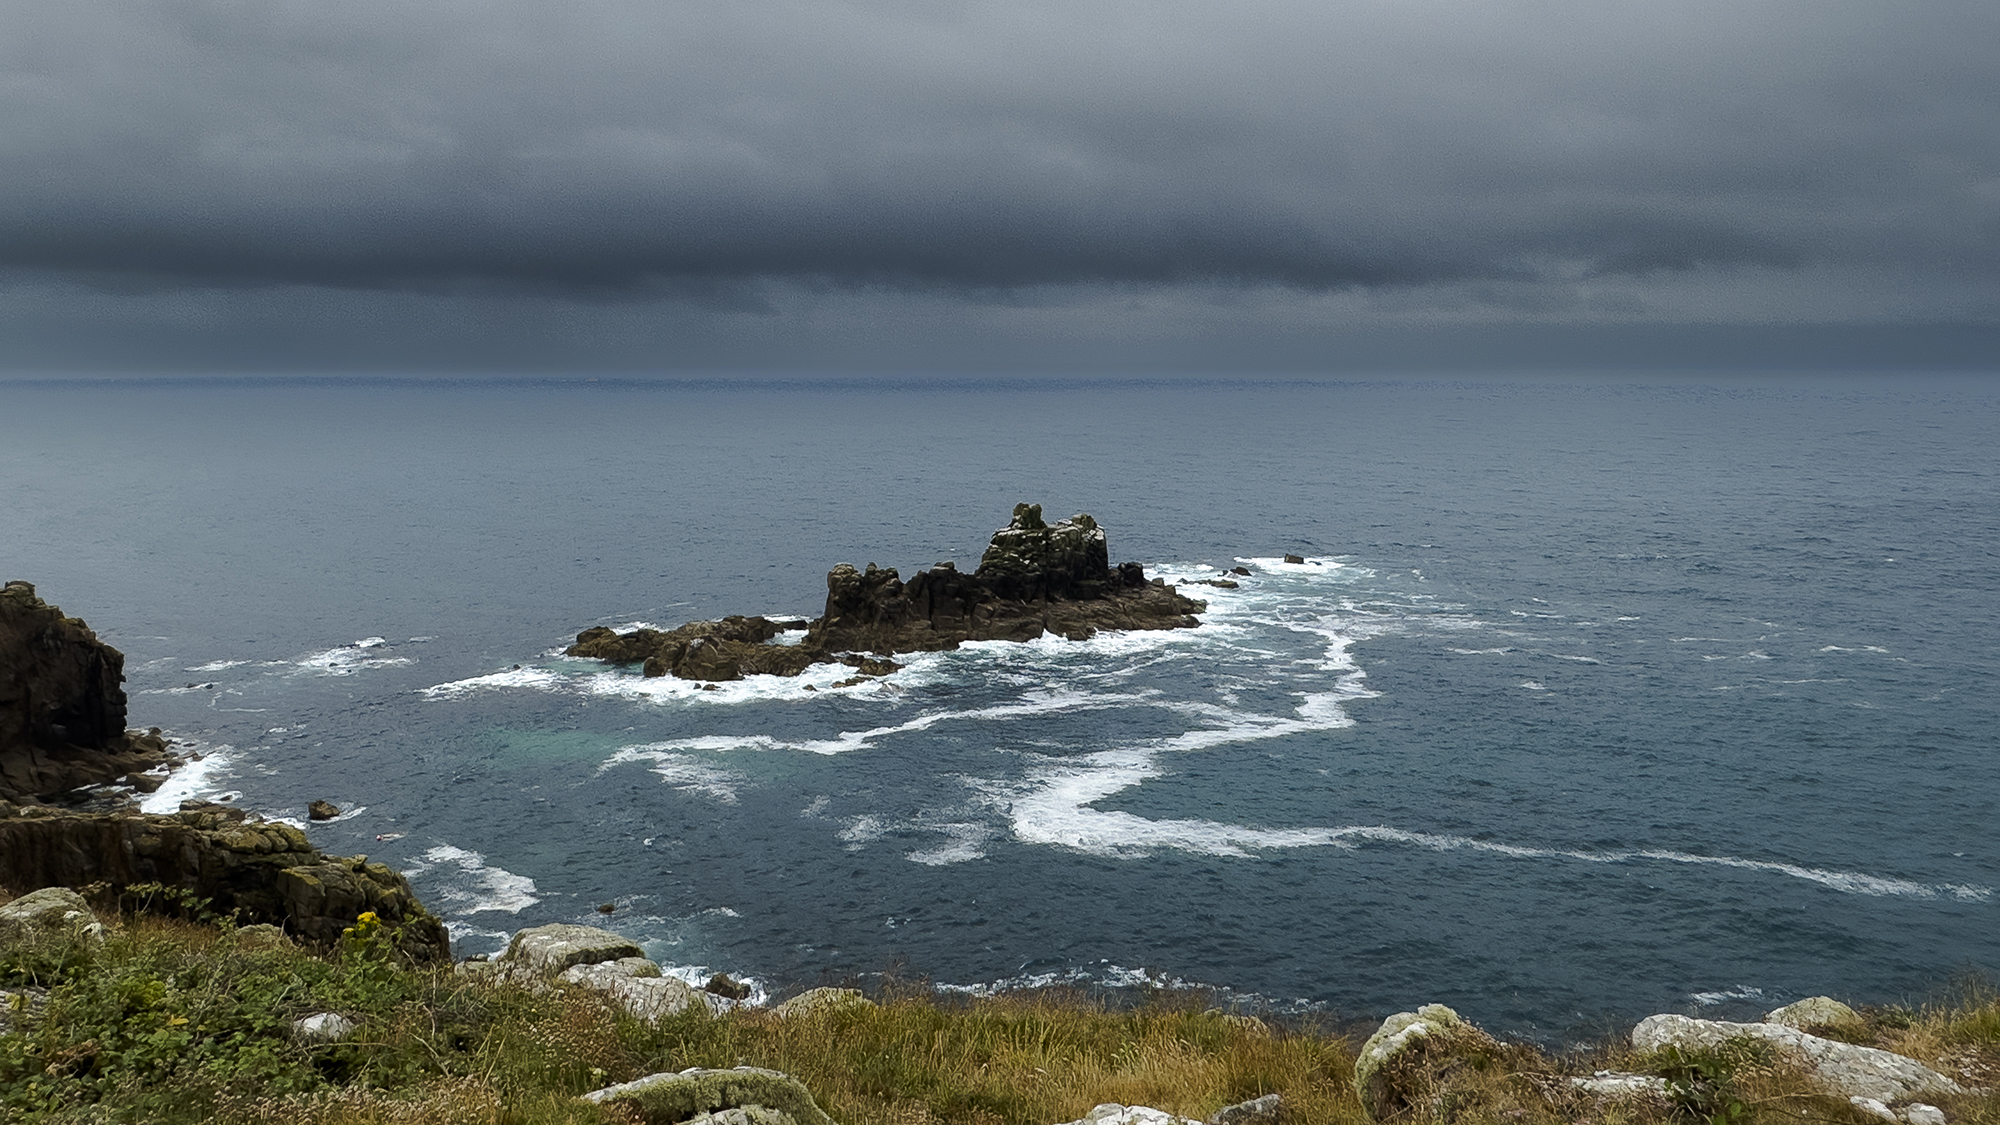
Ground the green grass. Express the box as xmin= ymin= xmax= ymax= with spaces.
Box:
xmin=4 ymin=901 xmax=2000 ymax=1125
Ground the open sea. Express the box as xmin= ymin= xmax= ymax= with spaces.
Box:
xmin=3 ymin=373 xmax=1996 ymax=1042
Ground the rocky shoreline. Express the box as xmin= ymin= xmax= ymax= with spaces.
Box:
xmin=0 ymin=580 xmax=176 ymax=805
xmin=0 ymin=580 xmax=447 ymax=961
xmin=566 ymin=504 xmax=1207 ymax=683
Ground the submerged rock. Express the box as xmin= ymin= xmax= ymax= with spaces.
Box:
xmin=566 ymin=506 xmax=1205 ymax=682
xmin=0 ymin=581 xmax=175 ymax=803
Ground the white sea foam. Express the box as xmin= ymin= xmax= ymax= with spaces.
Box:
xmin=1691 ymin=986 xmax=1767 ymax=1006
xmin=297 ymin=637 xmax=415 ymax=675
xmin=185 ymin=659 xmax=250 ymax=672
xmin=837 ymin=816 xmax=890 ymax=847
xmin=658 ymin=963 xmax=770 ymax=1008
xmin=906 ymin=822 xmax=996 ymax=866
xmin=420 ymin=667 xmax=563 ymax=699
xmin=999 ymin=720 xmax=1989 ymax=899
xmin=600 ymin=745 xmax=746 ymax=802
xmin=401 ymin=845 xmax=540 ymax=914
xmin=138 ymin=744 xmax=235 ymax=813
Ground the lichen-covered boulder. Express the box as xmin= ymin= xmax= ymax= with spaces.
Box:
xmin=770 ymin=987 xmax=874 ymax=1019
xmin=500 ymin=923 xmax=643 ymax=975
xmin=1633 ymin=1014 xmax=1961 ymax=1105
xmin=1354 ymin=1003 xmax=1535 ymax=1122
xmin=581 ymin=1066 xmax=836 ymax=1125
xmin=0 ymin=886 xmax=98 ymax=939
xmin=1765 ymin=996 xmax=1864 ymax=1032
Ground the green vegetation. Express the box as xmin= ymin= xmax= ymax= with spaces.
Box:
xmin=3 ymin=896 xmax=1999 ymax=1125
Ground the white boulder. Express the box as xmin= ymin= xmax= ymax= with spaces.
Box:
xmin=1633 ymin=1013 xmax=1961 ymax=1105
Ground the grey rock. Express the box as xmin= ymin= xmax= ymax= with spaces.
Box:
xmin=685 ymin=1108 xmax=798 ymax=1125
xmin=293 ymin=1012 xmax=357 ymax=1042
xmin=1633 ymin=1013 xmax=1961 ymax=1105
xmin=0 ymin=986 xmax=48 ymax=1036
xmin=1055 ymin=1106 xmax=1202 ymax=1125
xmin=559 ymin=960 xmax=713 ymax=1020
xmin=1902 ymin=1104 xmax=1948 ymax=1125
xmin=1569 ymin=1071 xmax=1669 ymax=1098
xmin=770 ymin=987 xmax=874 ymax=1019
xmin=230 ymin=923 xmax=291 ymax=950
xmin=1354 ymin=1003 xmax=1472 ymax=1117
xmin=1766 ymin=996 xmax=1864 ymax=1031
xmin=501 ymin=923 xmax=643 ymax=975
xmin=1207 ymin=1092 xmax=1280 ymax=1125
xmin=582 ymin=1066 xmax=836 ymax=1125
xmin=0 ymin=886 xmax=97 ymax=937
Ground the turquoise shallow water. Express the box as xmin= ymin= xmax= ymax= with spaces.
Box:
xmin=3 ymin=374 xmax=1996 ymax=1039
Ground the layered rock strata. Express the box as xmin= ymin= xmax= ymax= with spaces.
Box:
xmin=0 ymin=581 xmax=174 ymax=803
xmin=0 ymin=800 xmax=449 ymax=962
xmin=568 ymin=505 xmax=1206 ymax=683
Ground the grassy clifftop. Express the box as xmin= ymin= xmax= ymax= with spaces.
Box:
xmin=3 ymin=895 xmax=1998 ymax=1125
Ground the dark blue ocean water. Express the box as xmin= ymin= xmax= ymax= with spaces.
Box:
xmin=3 ymin=374 xmax=1996 ymax=1040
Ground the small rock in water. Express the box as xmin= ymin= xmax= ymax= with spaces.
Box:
xmin=597 ymin=902 xmax=616 ymax=914
xmin=308 ymin=799 xmax=340 ymax=821
xmin=706 ymin=973 xmax=753 ymax=1000
xmin=1283 ymin=553 xmax=1305 ymax=564
xmin=1230 ymin=566 xmax=1251 ymax=576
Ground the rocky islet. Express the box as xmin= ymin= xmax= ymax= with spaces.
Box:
xmin=565 ymin=504 xmax=1209 ymax=683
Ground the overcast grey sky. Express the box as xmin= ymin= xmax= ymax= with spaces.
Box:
xmin=3 ymin=0 xmax=1996 ymax=371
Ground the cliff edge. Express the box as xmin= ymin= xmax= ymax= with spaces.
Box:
xmin=0 ymin=581 xmax=171 ymax=804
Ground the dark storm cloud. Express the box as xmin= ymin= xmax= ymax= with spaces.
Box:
xmin=5 ymin=0 xmax=1995 ymax=296
xmin=1 ymin=0 xmax=1996 ymax=371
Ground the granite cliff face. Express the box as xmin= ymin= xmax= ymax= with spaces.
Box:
xmin=0 ymin=581 xmax=172 ymax=804
xmin=568 ymin=504 xmax=1206 ymax=682
xmin=0 ymin=801 xmax=450 ymax=962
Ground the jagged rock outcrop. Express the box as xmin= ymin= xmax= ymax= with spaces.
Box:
xmin=0 ymin=581 xmax=174 ymax=803
xmin=567 ymin=505 xmax=1205 ymax=683
xmin=569 ymin=616 xmax=818 ymax=682
xmin=0 ymin=801 xmax=448 ymax=962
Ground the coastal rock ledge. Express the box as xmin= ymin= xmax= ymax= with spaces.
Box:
xmin=568 ymin=504 xmax=1207 ymax=682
